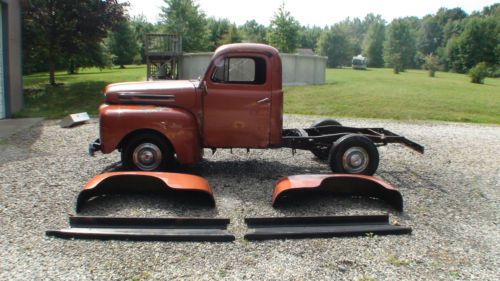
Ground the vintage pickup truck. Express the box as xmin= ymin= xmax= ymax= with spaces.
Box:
xmin=89 ymin=43 xmax=423 ymax=175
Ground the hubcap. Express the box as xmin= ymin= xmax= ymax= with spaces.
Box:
xmin=342 ymin=147 xmax=369 ymax=173
xmin=132 ymin=143 xmax=162 ymax=171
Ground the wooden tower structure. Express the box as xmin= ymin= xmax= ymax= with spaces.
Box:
xmin=145 ymin=34 xmax=182 ymax=80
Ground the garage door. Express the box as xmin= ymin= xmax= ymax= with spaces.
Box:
xmin=0 ymin=4 xmax=4 ymax=119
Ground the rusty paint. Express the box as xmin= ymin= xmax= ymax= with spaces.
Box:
xmin=272 ymin=174 xmax=404 ymax=210
xmin=76 ymin=172 xmax=215 ymax=212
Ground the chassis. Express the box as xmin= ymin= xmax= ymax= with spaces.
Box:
xmin=282 ymin=125 xmax=424 ymax=153
xmin=280 ymin=122 xmax=424 ymax=175
xmin=89 ymin=122 xmax=424 ymax=176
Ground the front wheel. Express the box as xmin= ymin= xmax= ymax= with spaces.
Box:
xmin=328 ymin=134 xmax=379 ymax=175
xmin=121 ymin=133 xmax=173 ymax=171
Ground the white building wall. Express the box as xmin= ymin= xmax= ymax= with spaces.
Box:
xmin=179 ymin=53 xmax=212 ymax=80
xmin=179 ymin=52 xmax=327 ymax=86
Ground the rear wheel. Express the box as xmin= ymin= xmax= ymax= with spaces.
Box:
xmin=328 ymin=134 xmax=379 ymax=175
xmin=121 ymin=133 xmax=174 ymax=171
xmin=310 ymin=119 xmax=342 ymax=160
xmin=311 ymin=119 xmax=341 ymax=128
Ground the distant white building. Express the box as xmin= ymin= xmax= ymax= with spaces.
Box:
xmin=352 ymin=55 xmax=367 ymax=70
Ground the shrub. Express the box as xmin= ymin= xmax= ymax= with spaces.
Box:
xmin=468 ymin=62 xmax=489 ymax=84
xmin=423 ymin=54 xmax=439 ymax=77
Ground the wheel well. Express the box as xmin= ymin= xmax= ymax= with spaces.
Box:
xmin=118 ymin=129 xmax=175 ymax=155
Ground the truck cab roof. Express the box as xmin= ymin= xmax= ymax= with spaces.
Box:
xmin=213 ymin=43 xmax=279 ymax=58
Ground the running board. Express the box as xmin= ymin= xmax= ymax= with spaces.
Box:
xmin=244 ymin=215 xmax=411 ymax=240
xmin=46 ymin=216 xmax=235 ymax=242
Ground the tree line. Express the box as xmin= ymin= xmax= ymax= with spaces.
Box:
xmin=23 ymin=0 xmax=499 ymax=85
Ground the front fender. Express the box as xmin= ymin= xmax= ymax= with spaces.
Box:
xmin=76 ymin=172 xmax=215 ymax=212
xmin=99 ymin=104 xmax=202 ymax=164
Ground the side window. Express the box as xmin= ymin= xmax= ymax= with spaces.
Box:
xmin=211 ymin=57 xmax=266 ymax=84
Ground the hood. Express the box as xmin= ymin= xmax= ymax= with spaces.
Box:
xmin=104 ymin=80 xmax=199 ymax=107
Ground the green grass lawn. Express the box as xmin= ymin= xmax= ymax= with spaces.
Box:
xmin=18 ymin=65 xmax=146 ymax=119
xmin=18 ymin=66 xmax=500 ymax=124
xmin=285 ymin=68 xmax=500 ymax=124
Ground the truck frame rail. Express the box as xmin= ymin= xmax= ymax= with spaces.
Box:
xmin=281 ymin=125 xmax=424 ymax=154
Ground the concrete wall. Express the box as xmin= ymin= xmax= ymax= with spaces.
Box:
xmin=179 ymin=52 xmax=327 ymax=86
xmin=179 ymin=53 xmax=212 ymax=80
xmin=280 ymin=53 xmax=327 ymax=85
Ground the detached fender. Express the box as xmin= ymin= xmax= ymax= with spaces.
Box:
xmin=99 ymin=104 xmax=202 ymax=165
xmin=76 ymin=172 xmax=215 ymax=212
xmin=272 ymin=174 xmax=403 ymax=211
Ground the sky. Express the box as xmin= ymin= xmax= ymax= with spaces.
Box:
xmin=123 ymin=0 xmax=498 ymax=26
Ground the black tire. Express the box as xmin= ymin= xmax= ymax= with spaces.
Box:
xmin=310 ymin=119 xmax=342 ymax=160
xmin=311 ymin=119 xmax=341 ymax=128
xmin=121 ymin=133 xmax=174 ymax=171
xmin=328 ymin=134 xmax=379 ymax=175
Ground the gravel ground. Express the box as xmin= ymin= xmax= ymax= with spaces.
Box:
xmin=1 ymin=115 xmax=499 ymax=280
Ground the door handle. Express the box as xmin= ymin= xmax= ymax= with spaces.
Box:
xmin=257 ymin=97 xmax=270 ymax=104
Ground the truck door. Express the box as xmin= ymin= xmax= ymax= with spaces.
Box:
xmin=202 ymin=55 xmax=271 ymax=148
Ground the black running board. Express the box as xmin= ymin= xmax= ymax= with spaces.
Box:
xmin=244 ymin=215 xmax=411 ymax=240
xmin=46 ymin=216 xmax=235 ymax=242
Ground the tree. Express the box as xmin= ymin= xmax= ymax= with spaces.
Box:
xmin=337 ymin=17 xmax=364 ymax=55
xmin=321 ymin=14 xmax=384 ymax=62
xmin=225 ymin=24 xmax=242 ymax=45
xmin=436 ymin=7 xmax=467 ymax=44
xmin=240 ymin=20 xmax=267 ymax=43
xmin=436 ymin=7 xmax=467 ymax=26
xmin=108 ymin=20 xmax=139 ymax=68
xmin=363 ymin=13 xmax=385 ymax=30
xmin=23 ymin=0 xmax=126 ymax=85
xmin=299 ymin=26 xmax=322 ymax=50
xmin=130 ymin=15 xmax=156 ymax=63
xmin=67 ymin=43 xmax=114 ymax=74
xmin=317 ymin=26 xmax=352 ymax=67
xmin=207 ymin=18 xmax=242 ymax=50
xmin=160 ymin=0 xmax=208 ymax=52
xmin=428 ymin=7 xmax=468 ymax=71
xmin=267 ymin=3 xmax=300 ymax=53
xmin=384 ymin=19 xmax=416 ymax=73
xmin=363 ymin=21 xmax=385 ymax=67
xmin=480 ymin=3 xmax=500 ymax=17
xmin=417 ymin=16 xmax=442 ymax=55
xmin=22 ymin=14 xmax=48 ymax=74
xmin=453 ymin=17 xmax=498 ymax=72
xmin=444 ymin=36 xmax=464 ymax=72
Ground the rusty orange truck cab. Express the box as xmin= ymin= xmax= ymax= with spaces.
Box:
xmin=90 ymin=43 xmax=423 ymax=175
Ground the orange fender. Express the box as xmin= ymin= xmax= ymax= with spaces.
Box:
xmin=99 ymin=104 xmax=202 ymax=165
xmin=272 ymin=174 xmax=403 ymax=211
xmin=76 ymin=172 xmax=215 ymax=212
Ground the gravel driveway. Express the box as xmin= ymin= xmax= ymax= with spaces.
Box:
xmin=1 ymin=115 xmax=499 ymax=280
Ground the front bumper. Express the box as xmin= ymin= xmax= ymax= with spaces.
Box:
xmin=88 ymin=139 xmax=101 ymax=156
